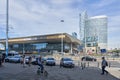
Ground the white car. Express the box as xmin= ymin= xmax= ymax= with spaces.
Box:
xmin=46 ymin=58 xmax=56 ymax=66
xmin=9 ymin=55 xmax=21 ymax=63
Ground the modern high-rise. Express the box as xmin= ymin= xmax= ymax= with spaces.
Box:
xmin=80 ymin=12 xmax=107 ymax=54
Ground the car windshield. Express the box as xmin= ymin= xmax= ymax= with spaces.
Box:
xmin=14 ymin=56 xmax=21 ymax=58
xmin=63 ymin=58 xmax=72 ymax=61
xmin=47 ymin=58 xmax=54 ymax=60
xmin=86 ymin=56 xmax=92 ymax=58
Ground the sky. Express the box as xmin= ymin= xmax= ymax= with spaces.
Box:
xmin=0 ymin=0 xmax=120 ymax=49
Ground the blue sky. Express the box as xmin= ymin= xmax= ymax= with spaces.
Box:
xmin=0 ymin=0 xmax=120 ymax=49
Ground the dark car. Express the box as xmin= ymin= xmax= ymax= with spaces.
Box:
xmin=81 ymin=56 xmax=97 ymax=61
xmin=46 ymin=58 xmax=56 ymax=66
xmin=60 ymin=58 xmax=75 ymax=68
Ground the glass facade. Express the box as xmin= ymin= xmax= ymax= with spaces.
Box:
xmin=8 ymin=42 xmax=72 ymax=54
xmin=80 ymin=12 xmax=108 ymax=53
xmin=85 ymin=16 xmax=107 ymax=49
xmin=0 ymin=33 xmax=80 ymax=54
xmin=79 ymin=11 xmax=88 ymax=41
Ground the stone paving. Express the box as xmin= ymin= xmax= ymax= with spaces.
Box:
xmin=0 ymin=63 xmax=120 ymax=80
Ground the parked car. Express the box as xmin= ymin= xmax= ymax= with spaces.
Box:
xmin=81 ymin=56 xmax=97 ymax=61
xmin=9 ymin=55 xmax=22 ymax=63
xmin=60 ymin=58 xmax=75 ymax=68
xmin=5 ymin=56 xmax=14 ymax=62
xmin=46 ymin=58 xmax=56 ymax=66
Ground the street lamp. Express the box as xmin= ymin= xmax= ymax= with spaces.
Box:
xmin=59 ymin=33 xmax=65 ymax=55
xmin=6 ymin=0 xmax=9 ymax=57
xmin=60 ymin=20 xmax=64 ymax=55
xmin=61 ymin=33 xmax=63 ymax=54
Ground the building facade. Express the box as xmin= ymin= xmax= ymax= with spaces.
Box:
xmin=80 ymin=12 xmax=107 ymax=54
xmin=0 ymin=33 xmax=80 ymax=54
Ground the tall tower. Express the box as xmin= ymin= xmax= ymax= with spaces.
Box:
xmin=85 ymin=16 xmax=107 ymax=50
xmin=79 ymin=11 xmax=88 ymax=45
xmin=79 ymin=11 xmax=88 ymax=52
xmin=79 ymin=11 xmax=107 ymax=54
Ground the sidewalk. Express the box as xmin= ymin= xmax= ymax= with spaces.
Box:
xmin=107 ymin=67 xmax=120 ymax=79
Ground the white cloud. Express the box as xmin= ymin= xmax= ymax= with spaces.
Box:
xmin=50 ymin=0 xmax=73 ymax=4
xmin=3 ymin=0 xmax=80 ymax=38
xmin=91 ymin=0 xmax=116 ymax=8
xmin=0 ymin=0 xmax=120 ymax=49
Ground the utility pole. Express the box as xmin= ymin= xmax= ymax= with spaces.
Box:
xmin=60 ymin=20 xmax=64 ymax=55
xmin=61 ymin=33 xmax=63 ymax=54
xmin=6 ymin=0 xmax=9 ymax=57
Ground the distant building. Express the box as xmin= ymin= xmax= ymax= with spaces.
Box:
xmin=80 ymin=11 xmax=107 ymax=54
xmin=72 ymin=32 xmax=77 ymax=38
xmin=0 ymin=33 xmax=81 ymax=54
xmin=0 ymin=43 xmax=5 ymax=50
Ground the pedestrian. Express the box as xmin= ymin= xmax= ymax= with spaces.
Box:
xmin=37 ymin=56 xmax=44 ymax=73
xmin=0 ymin=54 xmax=2 ymax=66
xmin=23 ymin=55 xmax=26 ymax=67
xmin=101 ymin=57 xmax=108 ymax=75
xmin=28 ymin=56 xmax=32 ymax=67
xmin=2 ymin=54 xmax=5 ymax=63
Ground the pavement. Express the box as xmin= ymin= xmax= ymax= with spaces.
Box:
xmin=0 ymin=63 xmax=120 ymax=80
xmin=107 ymin=67 xmax=120 ymax=79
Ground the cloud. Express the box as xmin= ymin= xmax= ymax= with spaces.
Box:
xmin=2 ymin=0 xmax=81 ymax=38
xmin=91 ymin=0 xmax=116 ymax=8
xmin=0 ymin=0 xmax=120 ymax=49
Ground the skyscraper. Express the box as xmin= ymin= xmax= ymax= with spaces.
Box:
xmin=80 ymin=12 xmax=107 ymax=54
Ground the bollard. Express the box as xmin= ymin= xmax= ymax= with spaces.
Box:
xmin=78 ymin=61 xmax=80 ymax=67
xmin=81 ymin=62 xmax=84 ymax=70
xmin=109 ymin=62 xmax=111 ymax=68
xmin=84 ymin=63 xmax=86 ymax=68
xmin=87 ymin=62 xmax=89 ymax=67
xmin=97 ymin=62 xmax=99 ymax=67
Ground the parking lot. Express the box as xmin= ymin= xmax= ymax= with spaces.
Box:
xmin=0 ymin=63 xmax=119 ymax=80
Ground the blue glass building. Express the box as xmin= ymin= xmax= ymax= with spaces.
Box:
xmin=80 ymin=12 xmax=107 ymax=54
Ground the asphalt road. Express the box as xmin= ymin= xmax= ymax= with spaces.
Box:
xmin=0 ymin=63 xmax=119 ymax=80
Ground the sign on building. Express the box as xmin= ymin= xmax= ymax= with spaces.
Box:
xmin=100 ymin=49 xmax=106 ymax=53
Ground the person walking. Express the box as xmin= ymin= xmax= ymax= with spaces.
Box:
xmin=0 ymin=54 xmax=2 ymax=66
xmin=23 ymin=55 xmax=26 ymax=68
xmin=28 ymin=56 xmax=32 ymax=67
xmin=37 ymin=56 xmax=44 ymax=73
xmin=101 ymin=57 xmax=108 ymax=75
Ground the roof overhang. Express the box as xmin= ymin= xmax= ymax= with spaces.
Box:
xmin=0 ymin=33 xmax=81 ymax=45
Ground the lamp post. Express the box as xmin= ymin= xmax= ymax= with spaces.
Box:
xmin=61 ymin=33 xmax=63 ymax=55
xmin=60 ymin=20 xmax=64 ymax=55
xmin=84 ymin=23 xmax=87 ymax=60
xmin=6 ymin=0 xmax=9 ymax=57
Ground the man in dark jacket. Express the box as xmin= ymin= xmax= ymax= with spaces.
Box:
xmin=101 ymin=57 xmax=108 ymax=75
xmin=0 ymin=54 xmax=2 ymax=66
xmin=37 ymin=56 xmax=44 ymax=73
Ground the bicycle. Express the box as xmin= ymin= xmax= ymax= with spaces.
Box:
xmin=37 ymin=67 xmax=48 ymax=77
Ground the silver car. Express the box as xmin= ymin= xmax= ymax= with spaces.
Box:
xmin=46 ymin=58 xmax=56 ymax=66
xmin=60 ymin=58 xmax=75 ymax=68
xmin=9 ymin=55 xmax=21 ymax=63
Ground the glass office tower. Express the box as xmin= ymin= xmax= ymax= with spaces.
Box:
xmin=79 ymin=11 xmax=88 ymax=41
xmin=80 ymin=12 xmax=107 ymax=54
xmin=85 ymin=16 xmax=107 ymax=50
